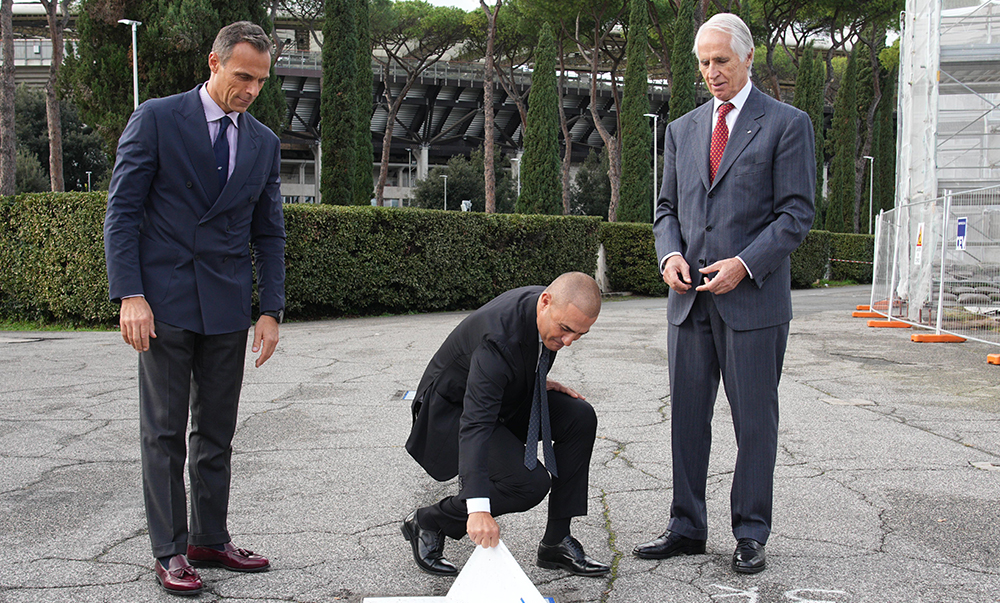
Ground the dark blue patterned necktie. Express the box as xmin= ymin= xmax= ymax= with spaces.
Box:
xmin=524 ymin=345 xmax=558 ymax=477
xmin=214 ymin=116 xmax=231 ymax=191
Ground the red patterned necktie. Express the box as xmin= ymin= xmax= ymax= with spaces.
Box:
xmin=710 ymin=102 xmax=734 ymax=184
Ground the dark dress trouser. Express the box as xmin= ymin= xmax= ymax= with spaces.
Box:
xmin=418 ymin=391 xmax=597 ymax=540
xmin=139 ymin=321 xmax=248 ymax=558
xmin=666 ymin=291 xmax=788 ymax=546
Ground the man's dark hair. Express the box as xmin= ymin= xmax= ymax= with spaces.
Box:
xmin=212 ymin=21 xmax=272 ymax=65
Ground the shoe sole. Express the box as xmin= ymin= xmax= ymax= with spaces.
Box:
xmin=633 ymin=544 xmax=707 ymax=559
xmin=156 ymin=579 xmax=203 ymax=596
xmin=732 ymin=561 xmax=766 ymax=574
xmin=536 ymin=558 xmax=610 ymax=577
xmin=188 ymin=558 xmax=270 ymax=573
xmin=401 ymin=521 xmax=458 ymax=576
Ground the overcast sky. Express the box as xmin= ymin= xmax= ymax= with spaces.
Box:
xmin=425 ymin=0 xmax=484 ymax=12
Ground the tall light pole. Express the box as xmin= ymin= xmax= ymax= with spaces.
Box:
xmin=440 ymin=174 xmax=448 ymax=211
xmin=644 ymin=113 xmax=659 ymax=221
xmin=510 ymin=156 xmax=520 ymax=197
xmin=86 ymin=171 xmax=92 ymax=192
xmin=118 ymin=19 xmax=142 ymax=110
xmin=405 ymin=147 xmax=412 ymax=206
xmin=863 ymin=155 xmax=874 ymax=234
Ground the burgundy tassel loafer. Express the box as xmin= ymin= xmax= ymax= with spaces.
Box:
xmin=154 ymin=555 xmax=203 ymax=596
xmin=187 ymin=543 xmax=270 ymax=572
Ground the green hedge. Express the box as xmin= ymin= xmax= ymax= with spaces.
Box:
xmin=790 ymin=229 xmax=831 ymax=288
xmin=284 ymin=204 xmax=600 ymax=316
xmin=599 ymin=221 xmax=669 ymax=296
xmin=829 ymin=232 xmax=875 ymax=284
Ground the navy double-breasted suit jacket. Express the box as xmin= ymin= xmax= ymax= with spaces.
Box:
xmin=104 ymin=85 xmax=285 ymax=335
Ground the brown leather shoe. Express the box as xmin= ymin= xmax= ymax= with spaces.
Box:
xmin=154 ymin=555 xmax=203 ymax=596
xmin=187 ymin=542 xmax=270 ymax=572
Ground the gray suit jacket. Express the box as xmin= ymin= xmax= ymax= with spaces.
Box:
xmin=653 ymin=85 xmax=815 ymax=331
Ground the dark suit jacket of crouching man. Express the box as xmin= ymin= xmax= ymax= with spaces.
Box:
xmin=402 ymin=272 xmax=611 ymax=578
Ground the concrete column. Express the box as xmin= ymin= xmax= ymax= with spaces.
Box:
xmin=419 ymin=145 xmax=430 ymax=181
xmin=313 ymin=142 xmax=322 ymax=204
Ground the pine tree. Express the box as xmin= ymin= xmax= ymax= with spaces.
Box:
xmin=321 ymin=0 xmax=359 ymax=204
xmin=669 ymin=0 xmax=697 ymax=122
xmin=517 ymin=23 xmax=561 ymax=215
xmin=826 ymin=47 xmax=859 ymax=233
xmin=353 ymin=0 xmax=374 ymax=205
xmin=810 ymin=49 xmax=827 ymax=215
xmin=618 ymin=0 xmax=652 ymax=223
xmin=571 ymin=148 xmax=611 ymax=217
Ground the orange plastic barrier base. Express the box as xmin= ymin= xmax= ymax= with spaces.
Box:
xmin=856 ymin=305 xmax=870 ymax=311
xmin=911 ymin=333 xmax=966 ymax=343
xmin=853 ymin=311 xmax=881 ymax=318
xmin=988 ymin=354 xmax=1000 ymax=365
xmin=867 ymin=320 xmax=911 ymax=328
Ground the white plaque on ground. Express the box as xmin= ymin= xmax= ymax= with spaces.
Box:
xmin=363 ymin=539 xmax=548 ymax=603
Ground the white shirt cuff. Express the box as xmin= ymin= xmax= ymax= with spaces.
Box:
xmin=659 ymin=251 xmax=681 ymax=274
xmin=466 ymin=498 xmax=491 ymax=514
xmin=122 ymin=294 xmax=145 ymax=299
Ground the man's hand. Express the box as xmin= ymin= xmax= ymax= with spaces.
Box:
xmin=695 ymin=257 xmax=747 ymax=295
xmin=547 ymin=379 xmax=585 ymax=400
xmin=662 ymin=255 xmax=693 ymax=294
xmin=252 ymin=315 xmax=280 ymax=368
xmin=467 ymin=511 xmax=500 ymax=548
xmin=120 ymin=296 xmax=156 ymax=352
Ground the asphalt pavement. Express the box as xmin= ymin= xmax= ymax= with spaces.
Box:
xmin=2 ymin=285 xmax=999 ymax=603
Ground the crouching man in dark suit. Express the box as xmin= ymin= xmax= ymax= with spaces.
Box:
xmin=403 ymin=272 xmax=610 ymax=577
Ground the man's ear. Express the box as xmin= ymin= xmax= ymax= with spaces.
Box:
xmin=208 ymin=52 xmax=220 ymax=74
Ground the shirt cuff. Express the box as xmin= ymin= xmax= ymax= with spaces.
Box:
xmin=466 ymin=497 xmax=491 ymax=514
xmin=659 ymin=251 xmax=681 ymax=274
xmin=122 ymin=294 xmax=145 ymax=299
xmin=736 ymin=256 xmax=753 ymax=280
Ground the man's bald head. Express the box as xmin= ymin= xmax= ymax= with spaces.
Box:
xmin=545 ymin=272 xmax=602 ymax=318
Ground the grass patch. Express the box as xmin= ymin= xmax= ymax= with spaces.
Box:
xmin=0 ymin=317 xmax=116 ymax=332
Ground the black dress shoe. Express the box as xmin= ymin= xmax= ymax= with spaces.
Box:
xmin=732 ymin=538 xmax=766 ymax=574
xmin=401 ymin=511 xmax=458 ymax=576
xmin=536 ymin=535 xmax=610 ymax=577
xmin=632 ymin=530 xmax=707 ymax=559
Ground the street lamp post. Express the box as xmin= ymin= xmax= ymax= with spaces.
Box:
xmin=510 ymin=156 xmax=520 ymax=197
xmin=86 ymin=171 xmax=92 ymax=192
xmin=440 ymin=174 xmax=448 ymax=211
xmin=405 ymin=147 xmax=412 ymax=206
xmin=117 ymin=19 xmax=142 ymax=110
xmin=644 ymin=113 xmax=659 ymax=221
xmin=863 ymin=155 xmax=874 ymax=234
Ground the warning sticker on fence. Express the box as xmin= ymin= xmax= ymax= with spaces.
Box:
xmin=914 ymin=222 xmax=925 ymax=265
xmin=956 ymin=217 xmax=967 ymax=251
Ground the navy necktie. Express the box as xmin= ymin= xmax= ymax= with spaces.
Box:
xmin=214 ymin=116 xmax=231 ymax=191
xmin=524 ymin=346 xmax=558 ymax=477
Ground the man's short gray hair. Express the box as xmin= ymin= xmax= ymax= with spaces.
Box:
xmin=212 ymin=21 xmax=272 ymax=65
xmin=693 ymin=13 xmax=755 ymax=74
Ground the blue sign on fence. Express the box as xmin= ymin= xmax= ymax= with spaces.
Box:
xmin=957 ymin=217 xmax=967 ymax=251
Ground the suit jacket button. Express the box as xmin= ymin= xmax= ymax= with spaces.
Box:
xmin=186 ymin=181 xmax=193 ymax=189
xmin=706 ymin=225 xmax=713 ymax=232
xmin=194 ymin=254 xmax=200 ymax=261
xmin=699 ymin=259 xmax=706 ymax=266
xmin=708 ymin=192 xmax=714 ymax=198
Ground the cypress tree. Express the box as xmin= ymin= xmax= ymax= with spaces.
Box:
xmin=873 ymin=67 xmax=897 ymax=220
xmin=794 ymin=46 xmax=826 ymax=225
xmin=618 ymin=0 xmax=652 ymax=223
xmin=353 ymin=0 xmax=374 ymax=206
xmin=826 ymin=47 xmax=858 ymax=233
xmin=669 ymin=0 xmax=697 ymax=122
xmin=517 ymin=23 xmax=561 ymax=215
xmin=321 ymin=0 xmax=359 ymax=204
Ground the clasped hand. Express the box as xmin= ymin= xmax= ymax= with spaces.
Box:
xmin=662 ymin=255 xmax=747 ymax=295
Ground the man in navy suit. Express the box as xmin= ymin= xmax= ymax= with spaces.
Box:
xmin=633 ymin=13 xmax=815 ymax=574
xmin=104 ymin=21 xmax=285 ymax=596
xmin=403 ymin=272 xmax=610 ymax=578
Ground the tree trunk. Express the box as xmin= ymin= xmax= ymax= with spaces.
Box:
xmin=41 ymin=0 xmax=68 ymax=192
xmin=0 ymin=0 xmax=15 ymax=196
xmin=557 ymin=39 xmax=572 ymax=215
xmin=480 ymin=0 xmax=501 ymax=214
xmin=375 ymin=93 xmax=401 ymax=207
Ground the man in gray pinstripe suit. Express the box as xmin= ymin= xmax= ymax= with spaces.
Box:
xmin=633 ymin=13 xmax=815 ymax=574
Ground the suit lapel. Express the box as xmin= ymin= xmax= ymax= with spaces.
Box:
xmin=711 ymin=86 xmax=764 ymax=190
xmin=200 ymin=113 xmax=262 ymax=224
xmin=174 ymin=88 xmax=219 ymax=202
